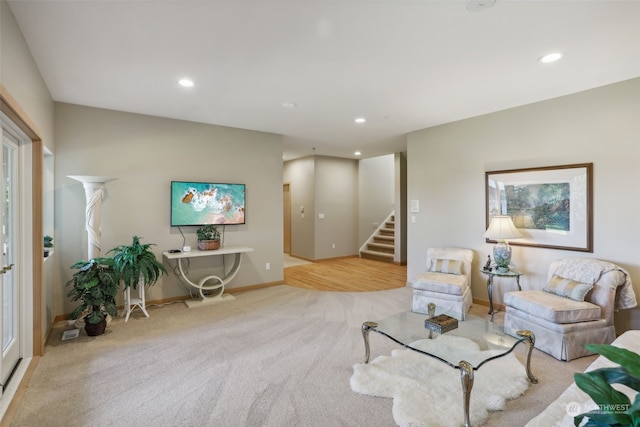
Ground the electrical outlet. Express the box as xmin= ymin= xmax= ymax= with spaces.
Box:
xmin=332 ymin=243 xmax=336 ymax=249
xmin=266 ymin=262 xmax=271 ymax=271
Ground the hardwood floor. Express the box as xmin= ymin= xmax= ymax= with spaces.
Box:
xmin=284 ymin=256 xmax=407 ymax=292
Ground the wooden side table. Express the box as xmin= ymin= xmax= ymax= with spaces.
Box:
xmin=481 ymin=268 xmax=522 ymax=322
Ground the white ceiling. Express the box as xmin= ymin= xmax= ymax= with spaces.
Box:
xmin=7 ymin=0 xmax=640 ymax=160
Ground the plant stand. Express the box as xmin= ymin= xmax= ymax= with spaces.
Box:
xmin=123 ymin=286 xmax=149 ymax=322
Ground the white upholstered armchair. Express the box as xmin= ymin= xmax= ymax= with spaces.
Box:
xmin=410 ymin=247 xmax=474 ymax=320
xmin=504 ymin=257 xmax=637 ymax=361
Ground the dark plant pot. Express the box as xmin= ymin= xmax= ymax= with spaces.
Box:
xmin=84 ymin=317 xmax=107 ymax=336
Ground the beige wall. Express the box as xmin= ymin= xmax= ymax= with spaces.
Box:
xmin=407 ymin=77 xmax=640 ymax=331
xmin=314 ymin=156 xmax=358 ymax=258
xmin=54 ymin=103 xmax=284 ymax=316
xmin=1 ymin=1 xmax=54 ymax=147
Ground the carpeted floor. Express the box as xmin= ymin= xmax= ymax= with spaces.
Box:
xmin=9 ymin=285 xmax=595 ymax=427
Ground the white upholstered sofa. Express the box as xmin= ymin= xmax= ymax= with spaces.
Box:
xmin=525 ymin=329 xmax=640 ymax=426
xmin=504 ymin=258 xmax=637 ymax=361
xmin=410 ymin=247 xmax=474 ymax=320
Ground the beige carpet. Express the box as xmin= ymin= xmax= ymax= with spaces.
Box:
xmin=10 ymin=286 xmax=595 ymax=427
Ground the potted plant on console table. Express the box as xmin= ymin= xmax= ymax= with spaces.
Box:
xmin=66 ymin=257 xmax=119 ymax=336
xmin=110 ymin=235 xmax=167 ymax=322
xmin=197 ymin=224 xmax=221 ymax=250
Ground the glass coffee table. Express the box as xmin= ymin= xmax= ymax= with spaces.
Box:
xmin=361 ymin=309 xmax=538 ymax=427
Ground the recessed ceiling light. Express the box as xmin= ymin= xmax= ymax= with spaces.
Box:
xmin=355 ymin=117 xmax=366 ymax=124
xmin=354 ymin=151 xmax=362 ymax=156
xmin=178 ymin=78 xmax=194 ymax=87
xmin=538 ymin=52 xmax=564 ymax=64
xmin=281 ymin=102 xmax=297 ymax=108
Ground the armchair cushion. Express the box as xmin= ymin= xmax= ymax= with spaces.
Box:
xmin=543 ymin=275 xmax=593 ymax=302
xmin=429 ymin=259 xmax=463 ymax=275
xmin=413 ymin=271 xmax=468 ymax=296
xmin=504 ymin=290 xmax=601 ymax=324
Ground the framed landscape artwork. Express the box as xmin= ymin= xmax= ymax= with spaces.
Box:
xmin=485 ymin=163 xmax=593 ymax=252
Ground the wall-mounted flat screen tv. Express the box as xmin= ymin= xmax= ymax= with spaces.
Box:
xmin=171 ymin=181 xmax=246 ymax=226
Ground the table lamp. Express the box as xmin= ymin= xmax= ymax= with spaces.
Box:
xmin=484 ymin=215 xmax=522 ymax=272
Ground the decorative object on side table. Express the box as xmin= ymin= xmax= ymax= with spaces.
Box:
xmin=424 ymin=314 xmax=458 ymax=334
xmin=66 ymin=257 xmax=119 ymax=336
xmin=483 ymin=215 xmax=522 ymax=272
xmin=483 ymin=255 xmax=492 ymax=271
xmin=196 ymin=224 xmax=221 ymax=250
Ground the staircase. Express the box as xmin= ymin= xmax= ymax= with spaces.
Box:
xmin=359 ymin=213 xmax=395 ymax=263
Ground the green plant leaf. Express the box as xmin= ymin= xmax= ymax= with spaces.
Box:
xmin=575 ymin=372 xmax=631 ymax=407
xmin=585 ymin=367 xmax=640 ymax=392
xmin=84 ymin=277 xmax=99 ymax=290
xmin=574 ymin=372 xmax=636 ymax=426
xmin=585 ymin=344 xmax=640 ymax=379
xmin=87 ymin=311 xmax=104 ymax=324
xmin=103 ymin=301 xmax=118 ymax=317
xmin=575 ymin=409 xmax=633 ymax=426
xmin=632 ymin=394 xmax=640 ymax=427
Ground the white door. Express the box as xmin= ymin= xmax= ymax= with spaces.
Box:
xmin=0 ymin=130 xmax=20 ymax=395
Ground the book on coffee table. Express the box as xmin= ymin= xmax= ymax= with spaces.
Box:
xmin=424 ymin=314 xmax=458 ymax=334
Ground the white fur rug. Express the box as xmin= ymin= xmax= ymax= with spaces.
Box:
xmin=350 ymin=334 xmax=530 ymax=427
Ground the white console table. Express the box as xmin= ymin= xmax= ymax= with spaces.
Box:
xmin=163 ymin=246 xmax=254 ymax=308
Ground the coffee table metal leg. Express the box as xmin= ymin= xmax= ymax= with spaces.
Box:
xmin=516 ymin=330 xmax=539 ymax=384
xmin=459 ymin=360 xmax=474 ymax=427
xmin=361 ymin=322 xmax=378 ymax=363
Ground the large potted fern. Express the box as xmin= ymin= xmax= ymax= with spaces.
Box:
xmin=110 ymin=235 xmax=167 ymax=290
xmin=110 ymin=236 xmax=167 ymax=321
xmin=66 ymin=257 xmax=119 ymax=336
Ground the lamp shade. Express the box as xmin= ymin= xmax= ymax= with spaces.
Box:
xmin=484 ymin=215 xmax=522 ymax=241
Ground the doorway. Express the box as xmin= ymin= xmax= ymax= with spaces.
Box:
xmin=0 ymin=127 xmax=21 ymax=394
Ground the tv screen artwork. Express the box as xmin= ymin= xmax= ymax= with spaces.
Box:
xmin=171 ymin=181 xmax=245 ymax=226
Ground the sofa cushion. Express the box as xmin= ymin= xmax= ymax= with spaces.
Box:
xmin=543 ymin=275 xmax=594 ymax=301
xmin=412 ymin=271 xmax=468 ymax=296
xmin=429 ymin=259 xmax=463 ymax=275
xmin=504 ymin=290 xmax=601 ymax=324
